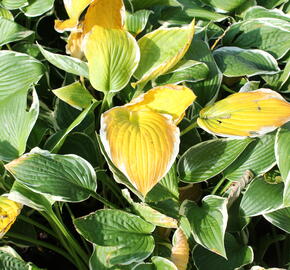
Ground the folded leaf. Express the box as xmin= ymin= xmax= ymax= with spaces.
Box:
xmin=100 ymin=107 xmax=180 ymax=196
xmin=0 ymin=197 xmax=22 ymax=238
xmin=133 ymin=20 xmax=195 ymax=87
xmin=197 ymin=89 xmax=290 ymax=138
xmin=55 ymin=0 xmax=92 ymax=32
xmin=127 ymin=84 xmax=196 ymax=124
xmin=84 ymin=25 xmax=140 ymax=92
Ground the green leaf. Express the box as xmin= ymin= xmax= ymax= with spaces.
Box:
xmin=146 ymin=163 xmax=179 ymax=202
xmin=224 ymin=132 xmax=276 ymax=181
xmin=213 ymin=47 xmax=280 ymax=77
xmin=223 ymin=18 xmax=290 ymax=59
xmin=125 ymin=10 xmax=152 ymax=36
xmin=0 ymin=7 xmax=13 ymax=19
xmin=0 ymin=0 xmax=28 ymax=10
xmin=263 ymin=207 xmax=290 ymax=233
xmin=275 ymin=123 xmax=290 ymax=206
xmin=89 ymin=245 xmax=136 ymax=270
xmin=240 ymin=178 xmax=284 ymax=217
xmin=38 ymin=45 xmax=89 ymax=78
xmin=244 ymin=6 xmax=290 ymax=22
xmin=0 ymin=89 xmax=39 ymax=161
xmin=199 ymin=0 xmax=247 ymax=12
xmin=155 ymin=60 xmax=209 ymax=85
xmin=127 ymin=0 xmax=181 ymax=10
xmin=52 ymin=81 xmax=94 ymax=110
xmin=84 ymin=26 xmax=140 ymax=93
xmin=8 ymin=182 xmax=54 ymax=212
xmin=178 ymin=138 xmax=252 ymax=183
xmin=0 ymin=17 xmax=33 ymax=46
xmin=133 ymin=20 xmax=195 ymax=87
xmin=21 ymin=0 xmax=54 ymax=17
xmin=193 ymin=233 xmax=253 ymax=270
xmin=5 ymin=148 xmax=97 ymax=202
xmin=74 ymin=209 xmax=155 ymax=264
xmin=0 ymin=246 xmax=43 ymax=270
xmin=185 ymin=39 xmax=222 ymax=106
xmin=181 ymin=196 xmax=228 ymax=258
xmin=133 ymin=257 xmax=178 ymax=270
xmin=257 ymin=0 xmax=288 ymax=9
xmin=0 ymin=51 xmax=44 ymax=101
xmin=45 ymin=100 xmax=99 ymax=153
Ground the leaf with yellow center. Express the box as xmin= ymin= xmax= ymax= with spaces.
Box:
xmin=132 ymin=19 xmax=195 ymax=88
xmin=0 ymin=196 xmax=22 ymax=238
xmin=100 ymin=106 xmax=180 ymax=196
xmin=84 ymin=25 xmax=140 ymax=92
xmin=55 ymin=0 xmax=92 ymax=32
xmin=83 ymin=0 xmax=125 ymax=34
xmin=171 ymin=228 xmax=189 ymax=270
xmin=197 ymin=89 xmax=290 ymax=138
xmin=127 ymin=84 xmax=196 ymax=124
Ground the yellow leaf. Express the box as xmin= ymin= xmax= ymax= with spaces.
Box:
xmin=132 ymin=19 xmax=195 ymax=88
xmin=171 ymin=228 xmax=189 ymax=270
xmin=197 ymin=89 xmax=290 ymax=138
xmin=84 ymin=25 xmax=140 ymax=92
xmin=66 ymin=23 xmax=85 ymax=59
xmin=83 ymin=0 xmax=125 ymax=34
xmin=0 ymin=197 xmax=22 ymax=238
xmin=100 ymin=106 xmax=180 ymax=196
xmin=127 ymin=84 xmax=196 ymax=124
xmin=55 ymin=0 xmax=92 ymax=32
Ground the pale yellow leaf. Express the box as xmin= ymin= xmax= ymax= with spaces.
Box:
xmin=171 ymin=228 xmax=189 ymax=270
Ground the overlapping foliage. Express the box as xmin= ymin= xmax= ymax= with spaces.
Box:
xmin=0 ymin=0 xmax=289 ymax=269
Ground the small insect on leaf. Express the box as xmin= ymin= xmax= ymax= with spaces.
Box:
xmin=0 ymin=196 xmax=22 ymax=238
xmin=197 ymin=89 xmax=290 ymax=138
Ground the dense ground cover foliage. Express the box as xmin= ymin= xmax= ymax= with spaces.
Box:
xmin=0 ymin=0 xmax=289 ymax=269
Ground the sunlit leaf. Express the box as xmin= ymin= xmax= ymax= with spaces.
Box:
xmin=243 ymin=6 xmax=290 ymax=22
xmin=197 ymin=89 xmax=290 ymax=138
xmin=0 ymin=197 xmax=22 ymax=238
xmin=0 ymin=0 xmax=28 ymax=10
xmin=264 ymin=207 xmax=290 ymax=233
xmin=133 ymin=20 xmax=195 ymax=87
xmin=22 ymin=0 xmax=54 ymax=17
xmin=199 ymin=0 xmax=247 ymax=12
xmin=101 ymin=107 xmax=179 ymax=196
xmin=125 ymin=10 xmax=152 ymax=36
xmin=55 ymin=0 xmax=92 ymax=32
xmin=127 ymin=84 xmax=196 ymax=123
xmin=84 ymin=25 xmax=140 ymax=92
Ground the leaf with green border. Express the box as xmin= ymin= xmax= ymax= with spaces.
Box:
xmin=199 ymin=0 xmax=247 ymax=12
xmin=0 ymin=0 xmax=28 ymax=10
xmin=0 ymin=50 xmax=44 ymax=101
xmin=224 ymin=132 xmax=276 ymax=181
xmin=275 ymin=123 xmax=290 ymax=206
xmin=181 ymin=195 xmax=228 ymax=258
xmin=178 ymin=138 xmax=252 ymax=183
xmin=21 ymin=0 xmax=54 ymax=17
xmin=240 ymin=177 xmax=284 ymax=217
xmin=244 ymin=6 xmax=290 ymax=22
xmin=155 ymin=60 xmax=209 ymax=85
xmin=213 ymin=47 xmax=280 ymax=77
xmin=0 ymin=17 xmax=33 ymax=46
xmin=52 ymin=81 xmax=94 ymax=110
xmin=223 ymin=18 xmax=290 ymax=59
xmin=125 ymin=10 xmax=152 ymax=36
xmin=74 ymin=209 xmax=155 ymax=265
xmin=263 ymin=207 xmax=290 ymax=233
xmin=38 ymin=45 xmax=89 ymax=78
xmin=0 ymin=246 xmax=43 ymax=270
xmin=193 ymin=233 xmax=253 ymax=270
xmin=5 ymin=148 xmax=97 ymax=202
xmin=0 ymin=89 xmax=39 ymax=161
xmin=185 ymin=39 xmax=222 ymax=106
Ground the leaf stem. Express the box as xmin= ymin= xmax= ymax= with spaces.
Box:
xmin=211 ymin=176 xmax=226 ymax=195
xmin=180 ymin=121 xmax=198 ymax=136
xmin=90 ymin=191 xmax=119 ymax=209
xmin=6 ymin=232 xmax=75 ymax=266
xmin=132 ymin=82 xmax=146 ymax=99
xmin=18 ymin=215 xmax=57 ymax=238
